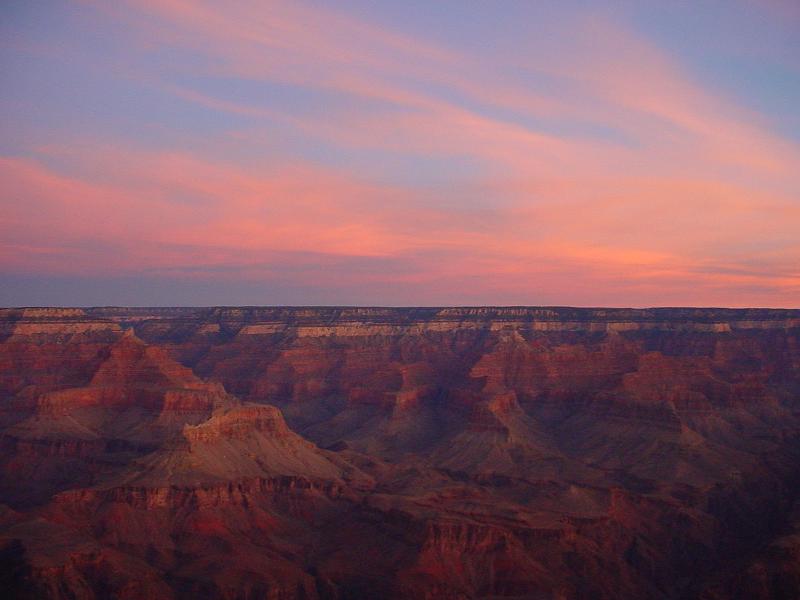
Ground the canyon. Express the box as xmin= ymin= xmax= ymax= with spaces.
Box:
xmin=1 ymin=306 xmax=799 ymax=599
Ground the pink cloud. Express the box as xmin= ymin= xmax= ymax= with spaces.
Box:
xmin=3 ymin=1 xmax=798 ymax=306
xmin=3 ymin=146 xmax=798 ymax=307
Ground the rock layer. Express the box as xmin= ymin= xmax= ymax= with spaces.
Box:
xmin=1 ymin=306 xmax=799 ymax=599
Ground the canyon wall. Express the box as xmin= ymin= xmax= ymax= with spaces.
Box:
xmin=1 ymin=307 xmax=799 ymax=599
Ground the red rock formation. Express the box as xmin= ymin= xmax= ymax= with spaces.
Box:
xmin=0 ymin=307 xmax=799 ymax=599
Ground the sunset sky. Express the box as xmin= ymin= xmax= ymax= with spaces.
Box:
xmin=1 ymin=0 xmax=799 ymax=307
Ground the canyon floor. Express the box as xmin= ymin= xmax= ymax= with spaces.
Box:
xmin=1 ymin=306 xmax=799 ymax=599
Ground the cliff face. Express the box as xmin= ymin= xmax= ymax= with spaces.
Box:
xmin=1 ymin=307 xmax=799 ymax=599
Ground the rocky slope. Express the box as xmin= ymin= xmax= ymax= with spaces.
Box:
xmin=1 ymin=306 xmax=799 ymax=599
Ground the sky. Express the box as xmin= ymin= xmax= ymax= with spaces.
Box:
xmin=1 ymin=0 xmax=799 ymax=308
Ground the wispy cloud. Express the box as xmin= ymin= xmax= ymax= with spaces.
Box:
xmin=1 ymin=0 xmax=798 ymax=306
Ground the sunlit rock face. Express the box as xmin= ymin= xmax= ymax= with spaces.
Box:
xmin=1 ymin=306 xmax=799 ymax=599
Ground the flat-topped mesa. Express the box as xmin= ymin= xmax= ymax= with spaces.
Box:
xmin=117 ymin=404 xmax=361 ymax=487
xmin=182 ymin=404 xmax=291 ymax=443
